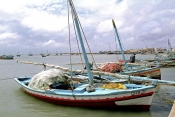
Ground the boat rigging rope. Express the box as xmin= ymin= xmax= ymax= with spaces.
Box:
xmin=68 ymin=0 xmax=85 ymax=71
xmin=70 ymin=2 xmax=84 ymax=69
xmin=68 ymin=0 xmax=98 ymax=70
xmin=67 ymin=0 xmax=76 ymax=98
xmin=68 ymin=0 xmax=97 ymax=95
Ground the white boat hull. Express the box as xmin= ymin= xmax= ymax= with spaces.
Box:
xmin=15 ymin=77 xmax=155 ymax=110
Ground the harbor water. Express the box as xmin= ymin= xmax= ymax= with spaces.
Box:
xmin=0 ymin=54 xmax=175 ymax=117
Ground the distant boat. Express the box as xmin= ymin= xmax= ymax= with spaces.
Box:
xmin=16 ymin=52 xmax=20 ymax=57
xmin=0 ymin=55 xmax=14 ymax=59
xmin=28 ymin=53 xmax=33 ymax=56
xmin=148 ymin=39 xmax=175 ymax=67
xmin=40 ymin=51 xmax=47 ymax=57
xmin=154 ymin=40 xmax=175 ymax=61
xmin=107 ymin=43 xmax=113 ymax=54
xmin=41 ymin=54 xmax=46 ymax=57
xmin=46 ymin=50 xmax=50 ymax=56
xmin=55 ymin=51 xmax=58 ymax=56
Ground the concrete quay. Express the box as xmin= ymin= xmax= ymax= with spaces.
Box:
xmin=169 ymin=100 xmax=175 ymax=117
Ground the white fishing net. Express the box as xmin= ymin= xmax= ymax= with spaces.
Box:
xmin=28 ymin=69 xmax=68 ymax=90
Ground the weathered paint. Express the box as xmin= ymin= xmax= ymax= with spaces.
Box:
xmin=14 ymin=77 xmax=155 ymax=110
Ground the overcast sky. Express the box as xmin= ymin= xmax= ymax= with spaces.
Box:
xmin=0 ymin=0 xmax=175 ymax=55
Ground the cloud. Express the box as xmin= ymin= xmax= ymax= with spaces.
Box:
xmin=21 ymin=9 xmax=67 ymax=32
xmin=0 ymin=0 xmax=46 ymax=14
xmin=42 ymin=39 xmax=65 ymax=47
xmin=0 ymin=25 xmax=9 ymax=34
xmin=151 ymin=27 xmax=162 ymax=34
xmin=96 ymin=20 xmax=113 ymax=33
xmin=0 ymin=32 xmax=20 ymax=40
xmin=0 ymin=0 xmax=175 ymax=54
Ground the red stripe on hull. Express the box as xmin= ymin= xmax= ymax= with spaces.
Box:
xmin=34 ymin=97 xmax=151 ymax=111
xmin=22 ymin=88 xmax=154 ymax=110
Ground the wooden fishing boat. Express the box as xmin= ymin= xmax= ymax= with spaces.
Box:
xmin=0 ymin=55 xmax=14 ymax=59
xmin=148 ymin=60 xmax=175 ymax=67
xmin=154 ymin=41 xmax=175 ymax=66
xmin=14 ymin=67 xmax=175 ymax=110
xmin=16 ymin=51 xmax=20 ymax=57
xmin=144 ymin=39 xmax=175 ymax=67
xmin=120 ymin=66 xmax=161 ymax=79
xmin=158 ymin=39 xmax=175 ymax=61
xmin=14 ymin=75 xmax=156 ymax=110
xmin=95 ymin=20 xmax=161 ymax=80
xmin=28 ymin=53 xmax=33 ymax=56
xmin=41 ymin=54 xmax=46 ymax=57
xmin=14 ymin=0 xmax=162 ymax=110
xmin=96 ymin=62 xmax=161 ymax=79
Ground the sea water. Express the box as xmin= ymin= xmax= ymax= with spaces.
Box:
xmin=0 ymin=54 xmax=175 ymax=117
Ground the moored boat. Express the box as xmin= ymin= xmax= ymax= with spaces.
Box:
xmin=120 ymin=65 xmax=161 ymax=79
xmin=144 ymin=39 xmax=175 ymax=67
xmin=96 ymin=61 xmax=161 ymax=80
xmin=28 ymin=53 xmax=33 ymax=56
xmin=14 ymin=75 xmax=156 ymax=110
xmin=14 ymin=0 xmax=164 ymax=111
xmin=41 ymin=54 xmax=46 ymax=57
xmin=95 ymin=19 xmax=161 ymax=80
xmin=16 ymin=51 xmax=21 ymax=57
xmin=0 ymin=55 xmax=14 ymax=59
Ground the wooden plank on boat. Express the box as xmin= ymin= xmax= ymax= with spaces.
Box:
xmin=169 ymin=100 xmax=175 ymax=117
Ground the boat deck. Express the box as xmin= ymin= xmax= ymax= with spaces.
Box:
xmin=169 ymin=100 xmax=175 ymax=117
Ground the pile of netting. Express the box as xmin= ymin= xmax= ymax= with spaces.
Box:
xmin=28 ymin=69 xmax=68 ymax=90
xmin=101 ymin=63 xmax=121 ymax=73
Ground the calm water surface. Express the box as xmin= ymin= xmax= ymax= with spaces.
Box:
xmin=0 ymin=54 xmax=175 ymax=117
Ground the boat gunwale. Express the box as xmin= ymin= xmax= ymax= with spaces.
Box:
xmin=14 ymin=77 xmax=156 ymax=97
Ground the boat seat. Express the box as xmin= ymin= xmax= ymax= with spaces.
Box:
xmin=73 ymin=85 xmax=87 ymax=93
